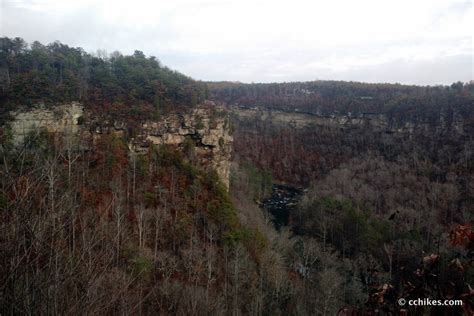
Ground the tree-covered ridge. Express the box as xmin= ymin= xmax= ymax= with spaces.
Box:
xmin=0 ymin=37 xmax=208 ymax=114
xmin=209 ymin=80 xmax=474 ymax=121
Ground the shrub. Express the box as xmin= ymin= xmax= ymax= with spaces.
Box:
xmin=131 ymin=256 xmax=154 ymax=280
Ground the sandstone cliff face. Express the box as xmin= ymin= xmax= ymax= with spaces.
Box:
xmin=9 ymin=102 xmax=84 ymax=144
xmin=129 ymin=104 xmax=233 ymax=189
xmin=7 ymin=102 xmax=233 ymax=189
xmin=232 ymin=107 xmax=469 ymax=135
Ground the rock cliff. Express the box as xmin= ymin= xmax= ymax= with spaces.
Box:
xmin=130 ymin=104 xmax=233 ymax=189
xmin=6 ymin=102 xmax=233 ymax=189
xmin=232 ymin=106 xmax=469 ymax=135
xmin=9 ymin=102 xmax=84 ymax=144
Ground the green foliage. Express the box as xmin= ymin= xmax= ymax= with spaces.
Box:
xmin=134 ymin=154 xmax=149 ymax=177
xmin=222 ymin=228 xmax=252 ymax=248
xmin=222 ymin=226 xmax=268 ymax=251
xmin=156 ymin=144 xmax=184 ymax=167
xmin=130 ymin=255 xmax=154 ymax=280
xmin=123 ymin=244 xmax=153 ymax=281
xmin=206 ymin=193 xmax=238 ymax=231
xmin=203 ymin=171 xmax=241 ymax=237
xmin=304 ymin=196 xmax=391 ymax=256
xmin=0 ymin=37 xmax=208 ymax=116
xmin=182 ymin=136 xmax=195 ymax=156
xmin=105 ymin=135 xmax=128 ymax=168
xmin=175 ymin=211 xmax=193 ymax=241
xmin=150 ymin=144 xmax=240 ymax=238
xmin=0 ymin=125 xmax=13 ymax=148
xmin=239 ymin=161 xmax=273 ymax=200
xmin=209 ymin=80 xmax=473 ymax=119
xmin=153 ymin=144 xmax=200 ymax=180
xmin=251 ymin=228 xmax=268 ymax=251
xmin=319 ymin=196 xmax=340 ymax=210
xmin=403 ymin=228 xmax=423 ymax=243
xmin=144 ymin=191 xmax=156 ymax=207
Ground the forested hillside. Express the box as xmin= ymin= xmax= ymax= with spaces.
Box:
xmin=0 ymin=37 xmax=208 ymax=118
xmin=214 ymin=80 xmax=474 ymax=314
xmin=0 ymin=38 xmax=288 ymax=315
xmin=0 ymin=37 xmax=473 ymax=315
xmin=210 ymin=81 xmax=474 ymax=123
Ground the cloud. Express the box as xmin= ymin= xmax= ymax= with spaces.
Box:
xmin=1 ymin=0 xmax=472 ymax=84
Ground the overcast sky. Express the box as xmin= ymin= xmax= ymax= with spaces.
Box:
xmin=1 ymin=0 xmax=472 ymax=85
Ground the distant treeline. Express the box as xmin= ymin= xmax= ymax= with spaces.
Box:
xmin=209 ymin=80 xmax=474 ymax=122
xmin=0 ymin=37 xmax=208 ymax=114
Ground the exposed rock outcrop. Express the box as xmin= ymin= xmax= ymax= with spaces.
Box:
xmin=9 ymin=102 xmax=84 ymax=144
xmin=7 ymin=101 xmax=233 ymax=189
xmin=232 ymin=106 xmax=469 ymax=135
xmin=129 ymin=103 xmax=233 ymax=189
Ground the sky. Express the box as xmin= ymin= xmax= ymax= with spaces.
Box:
xmin=1 ymin=0 xmax=473 ymax=85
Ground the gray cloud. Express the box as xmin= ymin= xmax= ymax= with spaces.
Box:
xmin=1 ymin=0 xmax=472 ymax=85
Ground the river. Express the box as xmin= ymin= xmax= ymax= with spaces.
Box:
xmin=261 ymin=184 xmax=303 ymax=229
